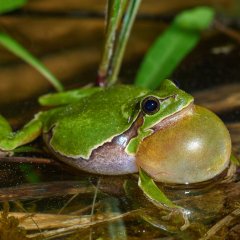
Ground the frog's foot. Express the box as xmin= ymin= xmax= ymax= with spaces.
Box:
xmin=222 ymin=161 xmax=237 ymax=183
xmin=161 ymin=208 xmax=190 ymax=231
xmin=39 ymin=87 xmax=102 ymax=106
xmin=180 ymin=210 xmax=190 ymax=231
xmin=0 ymin=115 xmax=42 ymax=152
xmin=0 ymin=150 xmax=13 ymax=157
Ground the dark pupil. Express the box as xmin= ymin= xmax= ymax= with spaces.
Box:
xmin=144 ymin=99 xmax=158 ymax=113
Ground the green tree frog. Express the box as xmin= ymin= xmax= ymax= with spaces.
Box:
xmin=0 ymin=80 xmax=231 ymax=184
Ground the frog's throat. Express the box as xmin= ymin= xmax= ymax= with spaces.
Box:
xmin=151 ymin=102 xmax=194 ymax=132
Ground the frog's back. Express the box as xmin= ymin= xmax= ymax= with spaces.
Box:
xmin=43 ymin=85 xmax=149 ymax=159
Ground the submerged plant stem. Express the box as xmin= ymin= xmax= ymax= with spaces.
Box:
xmin=89 ymin=178 xmax=100 ymax=240
xmin=27 ymin=210 xmax=139 ymax=239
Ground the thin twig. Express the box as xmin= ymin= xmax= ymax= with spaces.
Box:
xmin=89 ymin=178 xmax=101 ymax=240
xmin=57 ymin=192 xmax=80 ymax=215
xmin=14 ymin=201 xmax=42 ymax=235
xmin=0 ymin=181 xmax=95 ymax=201
xmin=69 ymin=202 xmax=101 ymax=215
xmin=27 ymin=210 xmax=140 ymax=239
xmin=0 ymin=156 xmax=59 ymax=165
xmin=199 ymin=208 xmax=240 ymax=240
xmin=214 ymin=20 xmax=240 ymax=43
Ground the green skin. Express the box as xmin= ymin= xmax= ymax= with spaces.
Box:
xmin=0 ymin=80 xmax=193 ymax=174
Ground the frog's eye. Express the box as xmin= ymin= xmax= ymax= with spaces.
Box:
xmin=141 ymin=96 xmax=160 ymax=115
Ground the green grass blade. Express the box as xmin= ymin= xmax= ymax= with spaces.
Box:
xmin=138 ymin=168 xmax=178 ymax=209
xmin=135 ymin=25 xmax=199 ymax=90
xmin=0 ymin=32 xmax=64 ymax=92
xmin=0 ymin=0 xmax=27 ymax=14
xmin=135 ymin=7 xmax=215 ymax=89
xmin=175 ymin=6 xmax=215 ymax=31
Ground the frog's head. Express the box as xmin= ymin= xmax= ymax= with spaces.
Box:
xmin=138 ymin=79 xmax=194 ymax=132
xmin=126 ymin=80 xmax=194 ymax=153
xmin=133 ymin=80 xmax=231 ymax=185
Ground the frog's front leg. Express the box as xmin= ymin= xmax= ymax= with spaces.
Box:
xmin=0 ymin=114 xmax=43 ymax=153
xmin=39 ymin=87 xmax=102 ymax=107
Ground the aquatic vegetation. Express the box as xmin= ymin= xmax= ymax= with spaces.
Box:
xmin=0 ymin=203 xmax=42 ymax=240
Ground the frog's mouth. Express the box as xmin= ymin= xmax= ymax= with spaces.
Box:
xmin=151 ymin=102 xmax=194 ymax=132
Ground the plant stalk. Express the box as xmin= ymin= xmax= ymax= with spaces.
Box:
xmin=97 ymin=0 xmax=142 ymax=87
xmin=108 ymin=0 xmax=142 ymax=86
xmin=97 ymin=0 xmax=128 ymax=86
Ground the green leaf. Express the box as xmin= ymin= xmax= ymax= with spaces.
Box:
xmin=0 ymin=32 xmax=64 ymax=92
xmin=175 ymin=6 xmax=215 ymax=31
xmin=0 ymin=0 xmax=27 ymax=14
xmin=138 ymin=168 xmax=178 ymax=209
xmin=135 ymin=6 xmax=215 ymax=90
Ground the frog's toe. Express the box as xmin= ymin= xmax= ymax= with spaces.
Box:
xmin=0 ymin=150 xmax=13 ymax=157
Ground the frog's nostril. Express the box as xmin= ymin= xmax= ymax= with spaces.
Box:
xmin=172 ymin=78 xmax=181 ymax=88
xmin=136 ymin=105 xmax=231 ymax=184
